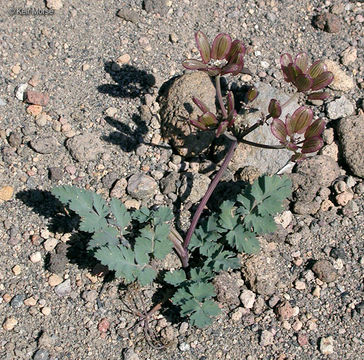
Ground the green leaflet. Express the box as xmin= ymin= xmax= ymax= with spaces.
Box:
xmin=189 ymin=300 xmax=221 ymax=328
xmin=88 ymin=226 xmax=119 ymax=250
xmin=164 ymin=269 xmax=187 ymax=286
xmin=94 ymin=245 xmax=156 ymax=286
xmin=153 ymin=207 xmax=174 ymax=224
xmin=110 ymin=198 xmax=131 ymax=234
xmin=132 ymin=207 xmax=151 ymax=223
xmin=219 ymin=200 xmax=238 ymax=230
xmin=52 ymin=186 xmax=109 ymax=232
xmin=171 ymin=281 xmax=220 ymax=328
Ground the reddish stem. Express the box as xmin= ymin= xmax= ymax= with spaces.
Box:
xmin=181 ymin=138 xmax=237 ymax=267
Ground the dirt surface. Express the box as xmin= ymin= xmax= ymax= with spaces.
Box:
xmin=0 ymin=1 xmax=363 ymax=359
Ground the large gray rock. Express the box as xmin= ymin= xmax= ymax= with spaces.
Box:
xmin=66 ymin=133 xmax=104 ymax=162
xmin=216 ymin=82 xmax=299 ymax=174
xmin=291 ymin=155 xmax=341 ymax=214
xmin=159 ymin=72 xmax=216 ymax=157
xmin=127 ymin=173 xmax=158 ymax=200
xmin=337 ymin=112 xmax=364 ymax=178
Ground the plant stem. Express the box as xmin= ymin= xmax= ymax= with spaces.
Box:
xmin=215 ymin=75 xmax=228 ymax=119
xmin=236 ymin=92 xmax=300 ymax=141
xmin=181 ymin=137 xmax=237 ymax=267
xmin=239 ymin=139 xmax=285 ymax=149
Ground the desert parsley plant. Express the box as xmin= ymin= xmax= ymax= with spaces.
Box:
xmin=51 ymin=31 xmax=333 ymax=335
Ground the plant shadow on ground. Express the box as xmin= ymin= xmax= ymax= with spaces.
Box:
xmin=98 ymin=61 xmax=156 ymax=152
xmin=16 ymin=189 xmax=98 ymax=273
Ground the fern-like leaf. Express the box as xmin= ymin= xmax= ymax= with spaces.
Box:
xmin=52 ymin=186 xmax=109 ymax=232
xmin=110 ymin=198 xmax=131 ymax=234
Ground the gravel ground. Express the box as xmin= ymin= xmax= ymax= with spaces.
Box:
xmin=0 ymin=0 xmax=363 ymax=359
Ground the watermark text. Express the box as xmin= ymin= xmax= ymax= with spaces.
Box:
xmin=9 ymin=8 xmax=55 ymax=16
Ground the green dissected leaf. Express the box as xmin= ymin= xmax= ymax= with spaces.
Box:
xmin=154 ymin=223 xmax=173 ymax=260
xmin=240 ymin=232 xmax=260 ymax=254
xmin=180 ymin=298 xmax=199 ymax=316
xmin=188 ymin=282 xmax=215 ymax=302
xmin=164 ymin=269 xmax=187 ymax=286
xmin=189 ymin=226 xmax=220 ymax=255
xmin=110 ymin=198 xmax=131 ymax=234
xmin=244 ymin=213 xmax=277 ymax=234
xmin=134 ymin=236 xmax=152 ymax=264
xmin=92 ymin=193 xmax=110 ymax=218
xmin=132 ymin=207 xmax=151 ymax=223
xmin=252 ymin=175 xmax=292 ymax=214
xmin=95 ymin=245 xmax=137 ymax=283
xmin=206 ymin=249 xmax=241 ymax=272
xmin=189 ymin=300 xmax=221 ymax=328
xmin=153 ymin=207 xmax=173 ymax=224
xmin=219 ymin=200 xmax=238 ymax=230
xmin=52 ymin=186 xmax=92 ymax=212
xmin=52 ymin=186 xmax=109 ymax=233
xmin=79 ymin=212 xmax=108 ymax=233
xmin=138 ymin=267 xmax=157 ymax=286
xmin=225 ymin=226 xmax=259 ymax=253
xmin=171 ymin=287 xmax=189 ymax=305
xmin=88 ymin=226 xmax=119 ymax=250
xmin=94 ymin=245 xmax=156 ymax=285
xmin=236 ymin=193 xmax=254 ymax=214
xmin=190 ymin=267 xmax=214 ymax=282
xmin=206 ymin=215 xmax=220 ymax=232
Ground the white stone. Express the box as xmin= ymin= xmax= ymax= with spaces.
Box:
xmin=29 ymin=251 xmax=42 ymax=263
xmin=320 ymin=336 xmax=334 ymax=355
xmin=240 ymin=290 xmax=256 ymax=309
xmin=15 ymin=83 xmax=28 ymax=101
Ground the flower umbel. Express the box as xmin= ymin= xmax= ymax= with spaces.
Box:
xmin=183 ymin=31 xmax=246 ymax=76
xmin=280 ymin=52 xmax=334 ymax=99
xmin=270 ymin=102 xmax=325 ymax=161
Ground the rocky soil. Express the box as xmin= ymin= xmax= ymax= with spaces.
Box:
xmin=0 ymin=0 xmax=363 ymax=359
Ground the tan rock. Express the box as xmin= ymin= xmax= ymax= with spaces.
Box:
xmin=27 ymin=105 xmax=43 ymax=116
xmin=336 ymin=191 xmax=354 ymax=206
xmin=12 ymin=265 xmax=21 ymax=275
xmin=340 ymin=47 xmax=357 ymax=66
xmin=3 ymin=317 xmax=18 ymax=331
xmin=48 ymin=274 xmax=63 ymax=287
xmin=0 ymin=186 xmax=14 ymax=201
xmin=325 ymin=60 xmax=355 ymax=91
xmin=116 ymin=54 xmax=131 ymax=65
xmin=24 ymin=296 xmax=37 ymax=306
xmin=41 ymin=306 xmax=51 ymax=316
xmin=11 ymin=64 xmax=21 ymax=75
xmin=29 ymin=251 xmax=42 ymax=263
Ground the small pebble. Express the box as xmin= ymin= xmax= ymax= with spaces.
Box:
xmin=12 ymin=265 xmax=22 ymax=275
xmin=11 ymin=64 xmax=21 ymax=75
xmin=24 ymin=296 xmax=37 ymax=306
xmin=30 ymin=251 xmax=42 ymax=263
xmin=46 ymin=0 xmax=63 ymax=10
xmin=43 ymin=238 xmax=58 ymax=251
xmin=54 ymin=279 xmax=71 ymax=297
xmin=41 ymin=306 xmax=51 ymax=316
xmin=295 ymin=280 xmax=306 ymax=290
xmin=320 ymin=336 xmax=334 ymax=355
xmin=48 ymin=274 xmax=63 ymax=287
xmin=33 ymin=349 xmax=49 ymax=360
xmin=240 ymin=290 xmax=256 ymax=309
xmin=231 ymin=307 xmax=244 ymax=322
xmin=3 ymin=317 xmax=18 ymax=331
xmin=10 ymin=294 xmax=25 ymax=308
xmin=260 ymin=330 xmax=274 ymax=346
xmin=27 ymin=105 xmax=43 ymax=117
xmin=98 ymin=318 xmax=110 ymax=333
xmin=0 ymin=186 xmax=14 ymax=201
xmin=105 ymin=107 xmax=118 ymax=117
